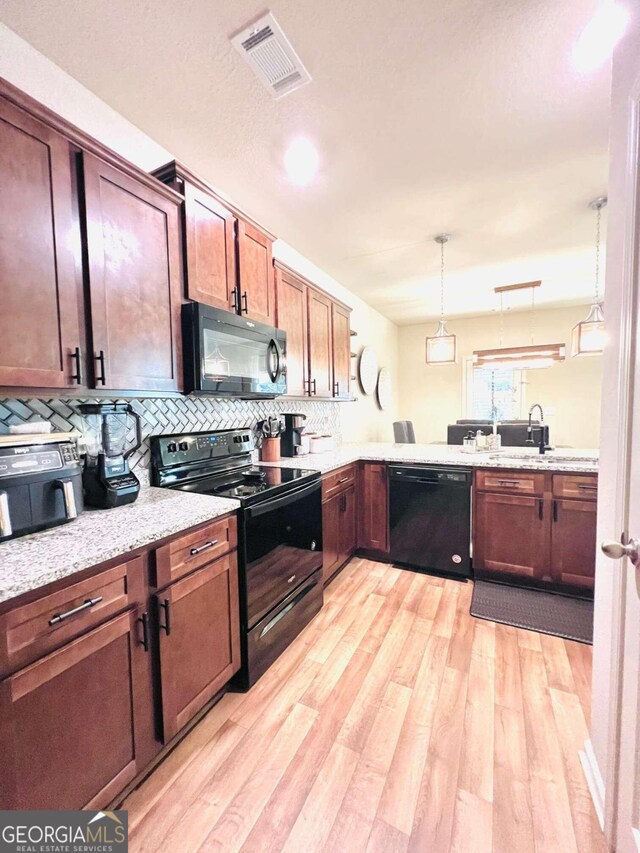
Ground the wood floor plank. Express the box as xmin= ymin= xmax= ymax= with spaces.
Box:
xmin=549 ymin=687 xmax=608 ymax=853
xmin=280 ymin=740 xmax=359 ymax=853
xmin=407 ymin=666 xmax=470 ymax=853
xmin=377 ymin=633 xmax=450 ymax=834
xmin=198 ymin=702 xmax=317 ymax=852
xmin=240 ymin=646 xmax=374 ymax=853
xmin=364 ymin=819 xmax=409 ymax=853
xmin=124 ymin=559 xmax=604 ymax=853
xmin=324 ymin=680 xmax=412 ymax=853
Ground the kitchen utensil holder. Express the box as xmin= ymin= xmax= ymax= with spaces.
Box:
xmin=261 ymin=438 xmax=281 ymax=462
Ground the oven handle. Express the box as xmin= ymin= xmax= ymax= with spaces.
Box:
xmin=259 ymin=576 xmax=319 ymax=639
xmin=246 ymin=478 xmax=321 ymax=518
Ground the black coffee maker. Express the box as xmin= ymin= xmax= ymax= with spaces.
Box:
xmin=281 ymin=413 xmax=307 ymax=457
xmin=78 ymin=403 xmax=142 ymax=508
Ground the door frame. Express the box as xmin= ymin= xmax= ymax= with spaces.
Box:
xmin=584 ymin=18 xmax=640 ymax=849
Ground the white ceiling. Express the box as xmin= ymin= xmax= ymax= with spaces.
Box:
xmin=0 ymin=0 xmax=611 ymax=325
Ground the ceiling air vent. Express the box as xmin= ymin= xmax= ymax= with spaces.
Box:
xmin=231 ymin=12 xmax=311 ymax=99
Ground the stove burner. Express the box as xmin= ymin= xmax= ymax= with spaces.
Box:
xmin=242 ymin=468 xmax=267 ymax=483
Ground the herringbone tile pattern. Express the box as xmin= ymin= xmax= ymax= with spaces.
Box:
xmin=0 ymin=397 xmax=339 ymax=470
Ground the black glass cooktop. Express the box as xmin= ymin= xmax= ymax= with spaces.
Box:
xmin=171 ymin=464 xmax=319 ymax=504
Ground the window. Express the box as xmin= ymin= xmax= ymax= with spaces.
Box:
xmin=465 ymin=360 xmax=525 ymax=421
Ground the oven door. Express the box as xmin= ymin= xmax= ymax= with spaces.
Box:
xmin=241 ymin=478 xmax=323 ymax=629
xmin=183 ymin=302 xmax=287 ymax=398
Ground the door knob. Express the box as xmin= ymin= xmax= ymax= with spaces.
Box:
xmin=601 ymin=538 xmax=640 ymax=566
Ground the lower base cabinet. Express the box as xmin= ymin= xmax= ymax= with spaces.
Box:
xmin=0 ymin=513 xmax=240 ymax=811
xmin=322 ymin=485 xmax=356 ymax=584
xmin=0 ymin=610 xmax=142 ymax=810
xmin=357 ymin=462 xmax=389 ymax=553
xmin=156 ymin=552 xmax=240 ymax=741
xmin=473 ymin=469 xmax=597 ymax=593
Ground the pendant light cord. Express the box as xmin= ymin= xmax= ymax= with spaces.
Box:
xmin=594 ymin=203 xmax=601 ymax=303
xmin=439 ymin=239 xmax=445 ymax=321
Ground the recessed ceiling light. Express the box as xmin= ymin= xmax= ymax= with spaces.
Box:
xmin=572 ymin=1 xmax=629 ymax=73
xmin=284 ymin=137 xmax=319 ymax=186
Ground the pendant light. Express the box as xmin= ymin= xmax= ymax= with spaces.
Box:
xmin=473 ymin=281 xmax=566 ymax=369
xmin=426 ymin=234 xmax=457 ymax=365
xmin=572 ymin=197 xmax=607 ymax=357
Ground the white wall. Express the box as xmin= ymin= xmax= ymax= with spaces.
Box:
xmin=397 ymin=305 xmax=603 ymax=448
xmin=0 ymin=24 xmax=399 ymax=442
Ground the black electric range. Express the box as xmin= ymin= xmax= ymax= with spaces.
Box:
xmin=150 ymin=429 xmax=324 ymax=688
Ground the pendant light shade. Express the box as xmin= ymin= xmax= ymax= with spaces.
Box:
xmin=426 ymin=234 xmax=457 ymax=365
xmin=572 ymin=197 xmax=607 ymax=357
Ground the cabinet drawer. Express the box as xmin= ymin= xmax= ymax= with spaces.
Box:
xmin=553 ymin=473 xmax=598 ymax=501
xmin=0 ymin=558 xmax=140 ymax=677
xmin=476 ymin=469 xmax=545 ymax=496
xmin=322 ymin=464 xmax=356 ymax=501
xmin=155 ymin=514 xmax=237 ymax=588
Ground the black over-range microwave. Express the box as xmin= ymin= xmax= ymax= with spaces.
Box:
xmin=182 ymin=302 xmax=287 ymax=398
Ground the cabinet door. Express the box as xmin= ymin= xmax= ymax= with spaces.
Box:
xmin=339 ymin=486 xmax=357 ymax=563
xmin=358 ymin=463 xmax=389 ymax=552
xmin=307 ymin=288 xmax=333 ymax=398
xmin=275 ymin=266 xmax=309 ymax=396
xmin=0 ymin=610 xmax=142 ymax=810
xmin=322 ymin=493 xmax=342 ymax=584
xmin=157 ymin=553 xmax=240 ymax=741
xmin=474 ymin=492 xmax=549 ymax=582
xmin=82 ymin=153 xmax=183 ymax=391
xmin=332 ymin=302 xmax=351 ymax=399
xmin=550 ymin=498 xmax=597 ymax=591
xmin=183 ymin=181 xmax=237 ymax=311
xmin=0 ymin=96 xmax=82 ymax=389
xmin=237 ymin=220 xmax=275 ymax=325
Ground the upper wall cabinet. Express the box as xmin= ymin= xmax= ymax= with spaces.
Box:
xmin=0 ymin=94 xmax=82 ymax=389
xmin=152 ymin=162 xmax=237 ymax=312
xmin=275 ymin=264 xmax=308 ymax=397
xmin=153 ymin=161 xmax=276 ymax=325
xmin=81 ymin=154 xmax=183 ymax=392
xmin=236 ymin=220 xmax=275 ymax=325
xmin=0 ymin=81 xmax=184 ymax=394
xmin=274 ymin=261 xmax=352 ymax=400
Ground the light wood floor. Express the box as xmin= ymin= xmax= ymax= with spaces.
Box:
xmin=124 ymin=558 xmax=606 ymax=853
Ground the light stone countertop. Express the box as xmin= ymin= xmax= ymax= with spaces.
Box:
xmin=0 ymin=487 xmax=239 ymax=607
xmin=261 ymin=442 xmax=600 ymax=475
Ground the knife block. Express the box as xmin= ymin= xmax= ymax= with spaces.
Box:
xmin=260 ymin=438 xmax=281 ymax=462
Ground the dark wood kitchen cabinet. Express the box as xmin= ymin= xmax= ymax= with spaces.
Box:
xmin=474 ymin=492 xmax=548 ymax=583
xmin=331 ymin=302 xmax=351 ymax=399
xmin=473 ymin=468 xmax=597 ymax=593
xmin=0 ymin=551 xmax=154 ymax=811
xmin=152 ymin=161 xmax=237 ymax=311
xmin=0 ymin=93 xmax=82 ymax=390
xmin=322 ymin=465 xmax=357 ymax=585
xmin=275 ymin=263 xmax=309 ymax=397
xmin=236 ymin=219 xmax=275 ymax=325
xmin=357 ymin=462 xmax=389 ymax=552
xmin=81 ymin=153 xmax=183 ymax=391
xmin=307 ymin=287 xmax=334 ymax=398
xmin=156 ymin=551 xmax=240 ymax=741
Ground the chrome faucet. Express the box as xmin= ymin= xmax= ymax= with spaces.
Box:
xmin=526 ymin=403 xmax=551 ymax=454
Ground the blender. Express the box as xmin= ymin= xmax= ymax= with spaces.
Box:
xmin=78 ymin=402 xmax=142 ymax=508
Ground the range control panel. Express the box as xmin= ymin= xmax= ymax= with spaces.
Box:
xmin=152 ymin=429 xmax=254 ymax=468
xmin=0 ymin=442 xmax=79 ymax=479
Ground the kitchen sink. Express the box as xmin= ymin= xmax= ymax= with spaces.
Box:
xmin=490 ymin=452 xmax=598 ymax=466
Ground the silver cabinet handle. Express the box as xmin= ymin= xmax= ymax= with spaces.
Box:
xmin=56 ymin=479 xmax=78 ymax=520
xmin=601 ymin=538 xmax=640 ymax=567
xmin=0 ymin=490 xmax=12 ymax=538
xmin=190 ymin=539 xmax=219 ymax=556
xmin=497 ymin=479 xmax=521 ymax=486
xmin=49 ymin=596 xmax=103 ymax=625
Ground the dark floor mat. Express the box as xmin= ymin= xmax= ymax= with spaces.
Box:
xmin=470 ymin=580 xmax=593 ymax=644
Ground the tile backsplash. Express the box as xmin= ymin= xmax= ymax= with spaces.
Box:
xmin=0 ymin=397 xmax=340 ymax=470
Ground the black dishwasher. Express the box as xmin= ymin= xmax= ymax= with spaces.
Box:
xmin=389 ymin=465 xmax=472 ymax=579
